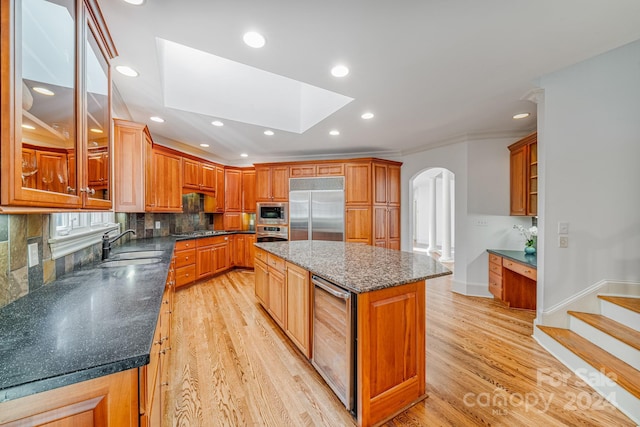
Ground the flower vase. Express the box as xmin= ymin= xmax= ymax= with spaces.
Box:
xmin=524 ymin=246 xmax=536 ymax=255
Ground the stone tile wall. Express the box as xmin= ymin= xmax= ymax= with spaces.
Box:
xmin=0 ymin=194 xmax=215 ymax=309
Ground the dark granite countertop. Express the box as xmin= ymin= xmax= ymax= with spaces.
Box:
xmin=0 ymin=237 xmax=176 ymax=403
xmin=487 ymin=249 xmax=537 ymax=268
xmin=173 ymin=230 xmax=255 ymax=240
xmin=255 ymin=241 xmax=451 ymax=294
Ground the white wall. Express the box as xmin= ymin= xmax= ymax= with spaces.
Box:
xmin=537 ymin=39 xmax=640 ymax=315
xmin=402 ymin=137 xmax=531 ymax=296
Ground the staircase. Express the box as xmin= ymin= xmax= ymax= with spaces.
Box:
xmin=536 ymin=295 xmax=640 ymax=424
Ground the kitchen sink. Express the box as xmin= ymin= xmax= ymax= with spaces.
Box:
xmin=109 ymin=250 xmax=165 ymax=260
xmin=100 ymin=258 xmax=162 ymax=268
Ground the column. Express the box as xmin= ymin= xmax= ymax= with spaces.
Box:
xmin=440 ymin=170 xmax=453 ymax=262
xmin=427 ymin=176 xmax=438 ymax=253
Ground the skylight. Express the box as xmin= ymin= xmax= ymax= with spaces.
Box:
xmin=157 ymin=38 xmax=354 ymax=134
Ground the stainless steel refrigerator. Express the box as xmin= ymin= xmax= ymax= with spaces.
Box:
xmin=289 ymin=177 xmax=345 ymax=241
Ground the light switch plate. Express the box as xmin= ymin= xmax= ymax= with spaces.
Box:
xmin=155 ymin=221 xmax=161 ymax=229
xmin=28 ymin=243 xmax=39 ymax=267
xmin=558 ymin=222 xmax=569 ymax=234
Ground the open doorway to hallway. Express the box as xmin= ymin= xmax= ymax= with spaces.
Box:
xmin=412 ymin=168 xmax=455 ymax=271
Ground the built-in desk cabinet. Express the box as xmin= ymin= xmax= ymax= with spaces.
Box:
xmin=488 ymin=252 xmax=536 ymax=310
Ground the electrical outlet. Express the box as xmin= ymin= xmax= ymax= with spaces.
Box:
xmin=559 ymin=236 xmax=569 ymax=248
xmin=155 ymin=221 xmax=161 ymax=229
xmin=558 ymin=222 xmax=569 ymax=234
xmin=28 ymin=243 xmax=39 ymax=267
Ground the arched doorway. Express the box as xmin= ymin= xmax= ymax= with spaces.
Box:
xmin=412 ymin=168 xmax=455 ymax=268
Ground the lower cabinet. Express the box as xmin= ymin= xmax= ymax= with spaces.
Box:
xmin=487 ymin=252 xmax=537 ymax=310
xmin=0 ymin=369 xmax=139 ymax=426
xmin=140 ymin=262 xmax=174 ymax=427
xmin=254 ymin=248 xmax=311 ymax=357
xmin=285 ymin=262 xmax=311 ymax=358
xmin=0 ymin=264 xmax=177 ymax=427
xmin=175 ymin=240 xmax=196 ymax=288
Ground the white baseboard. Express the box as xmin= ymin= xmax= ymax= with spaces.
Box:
xmin=451 ymin=280 xmax=492 ymax=298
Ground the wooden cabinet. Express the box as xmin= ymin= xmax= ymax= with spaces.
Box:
xmin=255 ymin=165 xmax=289 ymax=202
xmin=1 ymin=0 xmax=115 ymax=210
xmin=488 ymin=253 xmax=503 ymax=299
xmin=290 ymin=165 xmax=317 ymax=178
xmin=175 ymin=240 xmax=196 ymax=287
xmin=254 ymin=256 xmax=269 ymax=306
xmin=290 ymin=162 xmax=345 ymax=178
xmin=215 ymin=167 xmax=225 ymax=212
xmin=285 ymin=262 xmax=311 ymax=358
xmin=150 ymin=147 xmax=183 ymax=212
xmin=345 ymin=162 xmax=372 ymax=205
xmin=194 ymin=236 xmax=230 ymax=280
xmin=509 ymin=132 xmax=537 ymax=216
xmin=114 ymin=121 xmax=183 ymax=212
xmin=114 ymin=120 xmax=152 ymax=212
xmin=225 ymin=168 xmax=242 ymax=211
xmin=230 ymin=234 xmax=245 ymax=267
xmin=140 ymin=264 xmax=174 ymax=427
xmin=357 ymin=280 xmax=425 ymax=427
xmin=0 ymin=369 xmax=139 ymax=426
xmin=242 ymin=168 xmax=256 ymax=212
xmin=182 ymin=158 xmax=216 ymax=195
xmin=223 ymin=212 xmax=242 ymax=231
xmin=345 ymin=160 xmax=402 ymax=249
xmin=254 ymin=249 xmax=286 ymax=328
xmin=213 ymin=240 xmax=230 ymax=274
xmin=487 ymin=252 xmax=536 ymax=310
xmin=346 ymin=206 xmax=372 ymax=244
xmin=267 ymin=255 xmax=286 ymax=328
xmin=245 ymin=234 xmax=256 ymax=268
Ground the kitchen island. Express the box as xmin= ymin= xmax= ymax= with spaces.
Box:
xmin=254 ymin=241 xmax=451 ymax=427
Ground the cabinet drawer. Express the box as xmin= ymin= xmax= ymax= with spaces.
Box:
xmin=175 ymin=248 xmax=196 ymax=268
xmin=316 ymin=163 xmax=344 ymax=176
xmin=489 ymin=261 xmax=502 ymax=276
xmin=503 ymin=259 xmax=537 ymax=281
xmin=255 ymin=247 xmax=268 ymax=263
xmin=489 ymin=271 xmax=503 ymax=298
xmin=175 ymin=240 xmax=195 ymax=251
xmin=175 ymin=265 xmax=196 ymax=287
xmin=267 ymin=254 xmax=286 ymax=272
xmin=489 ymin=253 xmax=502 ymax=265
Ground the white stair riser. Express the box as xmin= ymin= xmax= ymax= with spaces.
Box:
xmin=600 ymin=300 xmax=640 ymax=332
xmin=534 ymin=329 xmax=640 ymax=425
xmin=569 ymin=316 xmax=640 ymax=371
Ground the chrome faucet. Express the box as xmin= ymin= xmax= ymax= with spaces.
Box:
xmin=102 ymin=229 xmax=136 ymax=260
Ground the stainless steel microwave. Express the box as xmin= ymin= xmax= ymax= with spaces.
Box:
xmin=257 ymin=202 xmax=288 ymax=225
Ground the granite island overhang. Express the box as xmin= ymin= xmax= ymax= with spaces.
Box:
xmin=254 ymin=240 xmax=452 ymax=427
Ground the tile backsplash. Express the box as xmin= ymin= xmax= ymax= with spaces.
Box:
xmin=0 ymin=195 xmax=216 ymax=309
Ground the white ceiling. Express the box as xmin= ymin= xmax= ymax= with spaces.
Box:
xmin=100 ymin=0 xmax=640 ymax=166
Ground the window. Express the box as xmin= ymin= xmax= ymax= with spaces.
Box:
xmin=49 ymin=212 xmax=119 ymax=259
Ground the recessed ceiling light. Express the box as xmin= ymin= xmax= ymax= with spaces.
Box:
xmin=264 ymin=130 xmax=274 ymax=136
xmin=331 ymin=65 xmax=349 ymax=78
xmin=361 ymin=112 xmax=374 ymax=120
xmin=90 ymin=128 xmax=103 ymax=134
xmin=240 ymin=153 xmax=249 ymax=158
xmin=329 ymin=130 xmax=340 ymax=136
xmin=200 ymin=143 xmax=210 ymax=148
xmin=211 ymin=120 xmax=224 ymax=127
xmin=513 ymin=112 xmax=531 ymax=119
xmin=32 ymin=87 xmax=54 ymax=96
xmin=21 ymin=124 xmax=35 ymax=130
xmin=115 ymin=65 xmax=139 ymax=77
xmin=123 ymin=0 xmax=144 ymax=4
xmin=243 ymin=31 xmax=266 ymax=48
xmin=150 ymin=116 xmax=165 ymax=123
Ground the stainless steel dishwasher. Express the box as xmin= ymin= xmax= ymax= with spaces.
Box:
xmin=311 ymin=274 xmax=355 ymax=413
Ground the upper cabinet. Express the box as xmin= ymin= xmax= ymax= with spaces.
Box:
xmin=182 ymin=157 xmax=216 ymax=196
xmin=255 ymin=165 xmax=289 ymax=202
xmin=1 ymin=0 xmax=116 ymax=210
xmin=509 ymin=132 xmax=537 ymax=216
xmin=224 ymin=168 xmax=242 ymax=212
xmin=241 ymin=168 xmax=256 ymax=213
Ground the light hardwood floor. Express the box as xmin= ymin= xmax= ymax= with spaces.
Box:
xmin=163 ymin=270 xmax=635 ymax=426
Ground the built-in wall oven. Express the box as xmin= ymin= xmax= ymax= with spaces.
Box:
xmin=257 ymin=202 xmax=288 ymax=225
xmin=256 ymin=225 xmax=288 ymax=242
xmin=311 ymin=275 xmax=356 ymax=414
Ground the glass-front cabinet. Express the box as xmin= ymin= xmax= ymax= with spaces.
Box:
xmin=0 ymin=0 xmax=116 ymax=209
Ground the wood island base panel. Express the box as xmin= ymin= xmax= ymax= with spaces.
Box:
xmin=254 ymin=240 xmax=450 ymax=427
